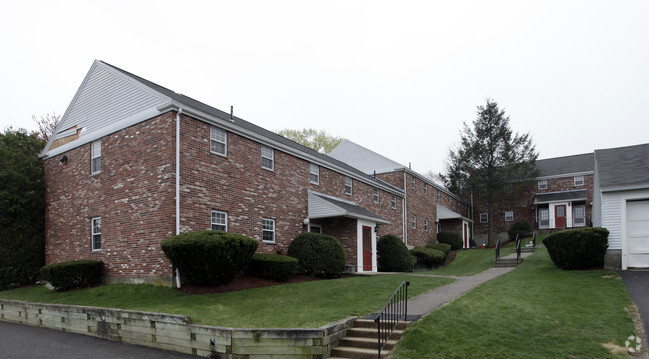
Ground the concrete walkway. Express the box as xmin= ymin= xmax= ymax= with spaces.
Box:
xmin=406 ymin=251 xmax=534 ymax=318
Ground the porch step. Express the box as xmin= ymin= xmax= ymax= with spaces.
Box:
xmin=521 ymin=247 xmax=536 ymax=253
xmin=494 ymin=258 xmax=523 ymax=267
xmin=328 ymin=318 xmax=409 ymax=359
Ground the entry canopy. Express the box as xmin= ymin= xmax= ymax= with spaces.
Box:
xmin=308 ymin=191 xmax=391 ymax=224
xmin=533 ymin=189 xmax=588 ymax=204
xmin=436 ymin=204 xmax=473 ymax=222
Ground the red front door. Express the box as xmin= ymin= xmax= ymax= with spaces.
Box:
xmin=555 ymin=205 xmax=566 ymax=228
xmin=362 ymin=226 xmax=372 ymax=271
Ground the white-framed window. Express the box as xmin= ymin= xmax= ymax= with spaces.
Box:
xmin=437 ymin=190 xmax=441 ymax=200
xmin=211 ymin=210 xmax=227 ymax=231
xmin=538 ymin=179 xmax=548 ymax=190
xmin=574 ymin=175 xmax=584 ymax=186
xmin=309 ymin=163 xmax=319 ymax=185
xmin=573 ymin=205 xmax=586 ymax=225
xmin=344 ymin=176 xmax=352 ymax=195
xmin=391 ymin=194 xmax=397 ymax=209
xmin=262 ymin=218 xmax=275 ymax=243
xmin=505 ymin=211 xmax=514 ymax=222
xmin=91 ymin=217 xmax=101 ymax=251
xmin=480 ymin=213 xmax=488 ymax=223
xmin=309 ymin=224 xmax=322 ymax=233
xmin=373 ymin=188 xmax=380 ymax=204
xmin=424 ymin=218 xmax=429 ymax=232
xmin=411 ymin=176 xmax=416 ymax=189
xmin=210 ymin=126 xmax=227 ymax=156
xmin=261 ymin=146 xmax=274 ymax=170
xmin=539 ymin=208 xmax=550 ymax=227
xmin=412 ymin=214 xmax=417 ymax=228
xmin=91 ymin=140 xmax=101 ymax=174
xmin=424 ymin=183 xmax=428 ymax=195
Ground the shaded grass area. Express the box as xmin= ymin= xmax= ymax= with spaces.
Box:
xmin=0 ymin=274 xmax=453 ymax=328
xmin=393 ymin=248 xmax=636 ymax=359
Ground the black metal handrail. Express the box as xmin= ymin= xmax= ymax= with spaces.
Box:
xmin=516 ymin=236 xmax=521 ymax=263
xmin=532 ymin=232 xmax=537 ymax=249
xmin=494 ymin=240 xmax=501 ymax=264
xmin=374 ymin=281 xmax=410 ymax=358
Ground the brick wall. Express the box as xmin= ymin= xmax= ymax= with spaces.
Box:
xmin=45 ymin=112 xmax=405 ymax=283
xmin=45 ymin=113 xmax=177 ymax=284
xmin=472 ymin=174 xmax=594 ymax=241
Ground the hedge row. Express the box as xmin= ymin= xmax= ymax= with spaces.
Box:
xmin=247 ymin=253 xmax=298 ymax=282
xmin=437 ymin=231 xmax=463 ymax=250
xmin=377 ymin=234 xmax=414 ymax=272
xmin=287 ymin=233 xmax=346 ymax=278
xmin=40 ymin=260 xmax=104 ymax=291
xmin=410 ymin=247 xmax=446 ymax=269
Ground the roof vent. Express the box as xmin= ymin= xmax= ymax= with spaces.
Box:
xmin=229 ymin=106 xmax=234 ymax=122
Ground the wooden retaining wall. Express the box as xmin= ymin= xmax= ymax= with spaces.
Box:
xmin=0 ymin=299 xmax=354 ymax=358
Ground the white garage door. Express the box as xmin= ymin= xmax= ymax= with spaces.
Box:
xmin=626 ymin=200 xmax=649 ymax=268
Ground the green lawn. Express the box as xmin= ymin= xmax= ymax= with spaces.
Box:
xmin=424 ymin=241 xmax=518 ymax=276
xmin=0 ymin=274 xmax=453 ymax=328
xmin=392 ymin=247 xmax=637 ymax=359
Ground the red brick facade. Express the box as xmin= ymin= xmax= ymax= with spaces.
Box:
xmin=472 ymin=174 xmax=594 ymax=244
xmin=45 ymin=112 xmax=405 ymax=284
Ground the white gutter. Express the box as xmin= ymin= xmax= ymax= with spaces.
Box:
xmin=175 ymin=108 xmax=183 ymax=288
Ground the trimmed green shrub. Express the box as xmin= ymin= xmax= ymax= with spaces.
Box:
xmin=0 ymin=267 xmax=18 ymax=291
xmin=410 ymin=247 xmax=446 ymax=269
xmin=377 ymin=234 xmax=413 ymax=272
xmin=543 ymin=227 xmax=609 ymax=270
xmin=287 ymin=233 xmax=346 ymax=278
xmin=247 ymin=253 xmax=298 ymax=282
xmin=437 ymin=231 xmax=463 ymax=250
xmin=426 ymin=242 xmax=451 ymax=257
xmin=508 ymin=221 xmax=531 ymax=241
xmin=161 ymin=231 xmax=258 ymax=285
xmin=40 ymin=260 xmax=104 ymax=291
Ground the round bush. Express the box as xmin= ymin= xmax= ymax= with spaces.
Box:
xmin=410 ymin=247 xmax=446 ymax=269
xmin=508 ymin=221 xmax=531 ymax=241
xmin=287 ymin=233 xmax=346 ymax=278
xmin=377 ymin=234 xmax=413 ymax=272
xmin=161 ymin=230 xmax=258 ymax=285
xmin=426 ymin=242 xmax=451 ymax=257
xmin=543 ymin=227 xmax=609 ymax=270
xmin=437 ymin=231 xmax=463 ymax=250
xmin=247 ymin=253 xmax=298 ymax=282
xmin=39 ymin=260 xmax=104 ymax=291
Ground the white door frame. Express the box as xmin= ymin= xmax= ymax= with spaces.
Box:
xmin=356 ymin=220 xmax=377 ymax=273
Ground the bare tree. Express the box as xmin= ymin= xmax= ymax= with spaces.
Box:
xmin=32 ymin=112 xmax=61 ymax=142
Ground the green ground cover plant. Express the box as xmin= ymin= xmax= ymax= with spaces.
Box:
xmin=392 ymin=247 xmax=636 ymax=359
xmin=0 ymin=274 xmax=453 ymax=328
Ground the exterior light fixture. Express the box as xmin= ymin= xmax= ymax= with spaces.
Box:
xmin=302 ymin=218 xmax=310 ymax=230
xmin=60 ymin=155 xmax=68 ymax=164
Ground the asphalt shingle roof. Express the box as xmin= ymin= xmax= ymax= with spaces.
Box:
xmin=536 ymin=153 xmax=594 ymax=177
xmin=595 ymin=143 xmax=649 ymax=190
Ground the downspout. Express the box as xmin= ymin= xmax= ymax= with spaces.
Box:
xmin=403 ymin=171 xmax=408 ymax=246
xmin=175 ymin=108 xmax=183 ymax=288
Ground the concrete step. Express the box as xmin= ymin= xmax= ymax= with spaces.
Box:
xmin=494 ymin=258 xmax=523 ymax=267
xmin=330 ymin=346 xmax=391 ymax=359
xmin=354 ymin=318 xmax=409 ymax=330
xmin=346 ymin=327 xmax=405 ymax=340
xmin=521 ymin=247 xmax=536 ymax=253
xmin=338 ymin=336 xmax=399 ymax=351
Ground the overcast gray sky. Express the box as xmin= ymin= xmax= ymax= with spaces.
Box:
xmin=2 ymin=0 xmax=648 ymax=175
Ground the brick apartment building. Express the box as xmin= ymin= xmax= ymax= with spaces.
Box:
xmin=40 ymin=61 xmax=409 ymax=285
xmin=330 ymin=140 xmax=473 ymax=249
xmin=471 ymin=153 xmax=595 ymax=245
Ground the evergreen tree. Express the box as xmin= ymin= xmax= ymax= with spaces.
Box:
xmin=0 ymin=128 xmax=46 ymax=289
xmin=442 ymin=99 xmax=538 ymax=245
